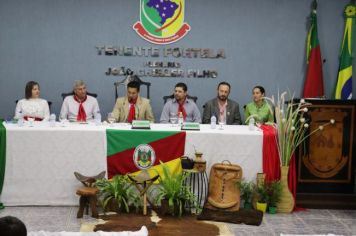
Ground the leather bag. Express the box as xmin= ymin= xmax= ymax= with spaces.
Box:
xmin=207 ymin=161 xmax=242 ymax=211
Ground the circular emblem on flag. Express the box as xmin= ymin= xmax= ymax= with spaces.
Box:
xmin=133 ymin=144 xmax=156 ymax=170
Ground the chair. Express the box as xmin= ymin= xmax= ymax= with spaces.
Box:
xmin=74 ymin=171 xmax=106 ymax=218
xmin=15 ymin=100 xmax=52 ymax=111
xmin=163 ymin=94 xmax=198 ymax=104
xmin=61 ymin=92 xmax=97 ymax=101
xmin=128 ymin=174 xmax=159 ymax=216
xmin=114 ymin=74 xmax=151 ymax=100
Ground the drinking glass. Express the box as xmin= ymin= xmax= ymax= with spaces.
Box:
xmin=59 ymin=115 xmax=68 ymax=127
xmin=28 ymin=109 xmax=36 ymax=127
xmin=27 ymin=117 xmax=35 ymax=127
xmin=218 ymin=121 xmax=225 ymax=130
xmin=169 ymin=113 xmax=178 ymax=127
xmin=107 ymin=113 xmax=115 ymax=127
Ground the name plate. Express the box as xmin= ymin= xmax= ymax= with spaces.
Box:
xmin=131 ymin=120 xmax=151 ymax=129
xmin=181 ymin=122 xmax=200 ymax=131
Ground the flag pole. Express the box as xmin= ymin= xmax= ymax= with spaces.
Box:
xmin=312 ymin=0 xmax=317 ymax=10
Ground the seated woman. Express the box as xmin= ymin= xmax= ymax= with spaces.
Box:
xmin=15 ymin=81 xmax=50 ymax=121
xmin=244 ymin=85 xmax=274 ymax=124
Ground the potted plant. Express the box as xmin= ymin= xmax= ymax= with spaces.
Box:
xmin=265 ymin=93 xmax=335 ymax=213
xmin=95 ymin=175 xmax=141 ymax=213
xmin=255 ymin=182 xmax=268 ymax=213
xmin=266 ymin=180 xmax=283 ymax=214
xmin=238 ymin=179 xmax=254 ymax=209
xmin=153 ymin=161 xmax=198 ymax=217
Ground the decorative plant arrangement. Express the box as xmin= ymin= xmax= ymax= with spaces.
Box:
xmin=253 ymin=180 xmax=282 ymax=214
xmin=265 ymin=180 xmax=283 ymax=214
xmin=264 ymin=92 xmax=335 ymax=212
xmin=265 ymin=93 xmax=335 ymax=166
xmin=95 ymin=175 xmax=141 ymax=213
xmin=152 ymin=161 xmax=198 ymax=217
xmin=238 ymin=179 xmax=254 ymax=209
xmin=255 ymin=182 xmax=269 ymax=213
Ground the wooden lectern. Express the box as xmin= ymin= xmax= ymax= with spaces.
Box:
xmin=295 ymin=99 xmax=356 ymax=209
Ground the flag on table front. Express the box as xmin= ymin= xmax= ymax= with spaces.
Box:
xmin=334 ymin=4 xmax=355 ymax=100
xmin=106 ymin=129 xmax=185 ymax=179
xmin=303 ymin=0 xmax=324 ymax=98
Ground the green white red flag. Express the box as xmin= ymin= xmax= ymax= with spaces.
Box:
xmin=303 ymin=1 xmax=324 ymax=98
xmin=106 ymin=129 xmax=185 ymax=179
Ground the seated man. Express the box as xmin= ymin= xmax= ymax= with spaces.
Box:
xmin=112 ymin=81 xmax=154 ymax=123
xmin=202 ymin=81 xmax=242 ymax=125
xmin=60 ymin=80 xmax=100 ymax=122
xmin=160 ymin=82 xmax=201 ymax=123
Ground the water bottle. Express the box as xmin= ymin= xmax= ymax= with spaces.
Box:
xmin=95 ymin=111 xmax=102 ymax=126
xmin=210 ymin=114 xmax=217 ymax=129
xmin=178 ymin=112 xmax=184 ymax=126
xmin=17 ymin=111 xmax=24 ymax=127
xmin=49 ymin=113 xmax=56 ymax=127
xmin=248 ymin=117 xmax=255 ymax=131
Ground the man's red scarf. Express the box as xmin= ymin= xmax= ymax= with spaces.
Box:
xmin=127 ymin=97 xmax=137 ymax=123
xmin=178 ymin=99 xmax=187 ymax=121
xmin=74 ymin=95 xmax=87 ymax=122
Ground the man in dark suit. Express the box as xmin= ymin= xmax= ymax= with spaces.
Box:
xmin=202 ymin=82 xmax=242 ymax=125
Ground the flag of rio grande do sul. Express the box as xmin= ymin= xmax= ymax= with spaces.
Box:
xmin=106 ymin=129 xmax=185 ymax=179
xmin=303 ymin=7 xmax=324 ymax=98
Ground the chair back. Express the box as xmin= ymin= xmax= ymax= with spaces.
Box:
xmin=163 ymin=94 xmax=198 ymax=104
xmin=114 ymin=75 xmax=151 ymax=100
xmin=74 ymin=171 xmax=106 ymax=187
xmin=61 ymin=92 xmax=97 ymax=100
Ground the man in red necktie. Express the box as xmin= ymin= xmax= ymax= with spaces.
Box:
xmin=112 ymin=81 xmax=155 ymax=123
xmin=160 ymin=82 xmax=201 ymax=123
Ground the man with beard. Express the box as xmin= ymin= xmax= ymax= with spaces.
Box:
xmin=112 ymin=81 xmax=154 ymax=123
xmin=202 ymin=82 xmax=242 ymax=125
xmin=160 ymin=82 xmax=201 ymax=123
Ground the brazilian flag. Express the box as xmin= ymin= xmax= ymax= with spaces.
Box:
xmin=334 ymin=4 xmax=355 ymax=100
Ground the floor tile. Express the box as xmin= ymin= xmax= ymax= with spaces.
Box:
xmin=294 ymin=209 xmax=334 ymax=220
xmin=0 ymin=206 xmax=32 ymax=218
xmin=0 ymin=206 xmax=355 ymax=235
xmin=328 ymin=209 xmax=356 ymax=220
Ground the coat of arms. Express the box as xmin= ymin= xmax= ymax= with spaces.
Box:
xmin=301 ymin=108 xmax=350 ymax=182
xmin=133 ymin=144 xmax=156 ymax=170
xmin=133 ymin=0 xmax=190 ymax=44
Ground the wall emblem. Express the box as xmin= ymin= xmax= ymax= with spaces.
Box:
xmin=133 ymin=0 xmax=190 ymax=44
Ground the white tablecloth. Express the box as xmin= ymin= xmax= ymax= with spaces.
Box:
xmin=0 ymin=122 xmax=262 ymax=205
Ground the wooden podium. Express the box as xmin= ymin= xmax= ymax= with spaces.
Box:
xmin=295 ymin=99 xmax=356 ymax=209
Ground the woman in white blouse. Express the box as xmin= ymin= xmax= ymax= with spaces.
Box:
xmin=15 ymin=81 xmax=50 ymax=121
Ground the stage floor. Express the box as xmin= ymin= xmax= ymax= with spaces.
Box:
xmin=0 ymin=206 xmax=354 ymax=235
